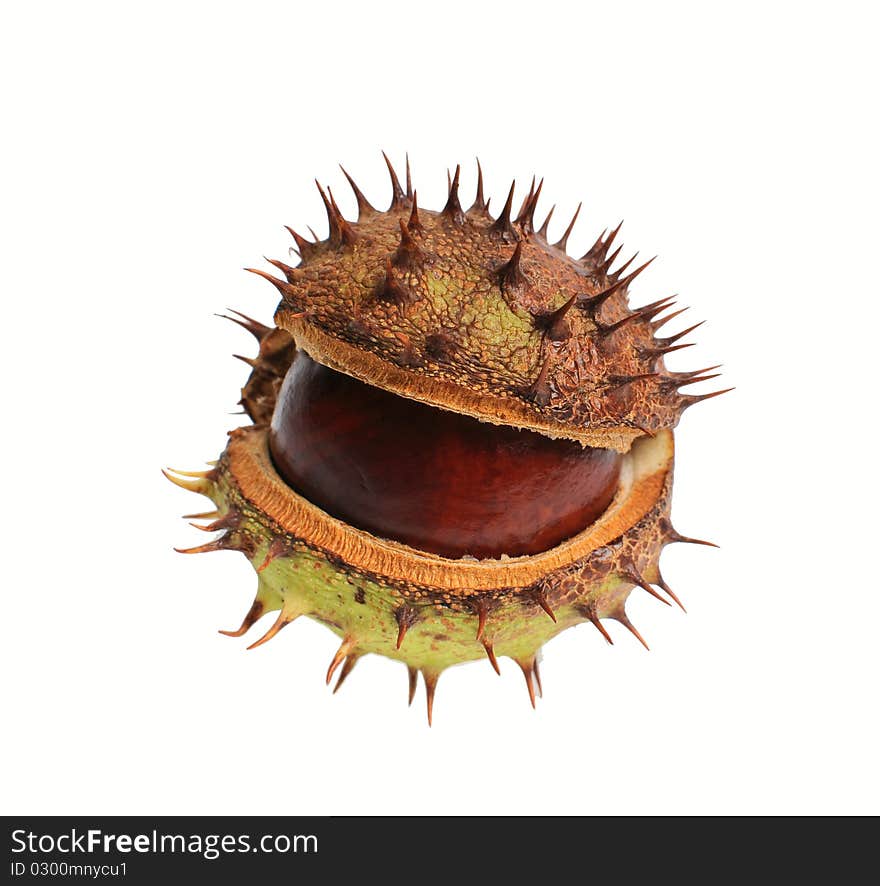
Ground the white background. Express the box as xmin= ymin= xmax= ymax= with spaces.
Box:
xmin=2 ymin=1 xmax=878 ymax=815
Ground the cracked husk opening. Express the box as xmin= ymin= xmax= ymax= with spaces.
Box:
xmin=281 ymin=314 xmax=644 ymax=452
xmin=227 ymin=425 xmax=672 ymax=587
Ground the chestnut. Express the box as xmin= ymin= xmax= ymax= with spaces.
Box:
xmin=269 ymin=352 xmax=622 ymax=560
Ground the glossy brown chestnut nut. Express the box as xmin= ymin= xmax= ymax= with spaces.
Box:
xmin=269 ymin=352 xmax=622 ymax=560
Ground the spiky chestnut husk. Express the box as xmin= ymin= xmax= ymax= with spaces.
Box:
xmin=167 ymin=155 xmax=726 ymax=723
